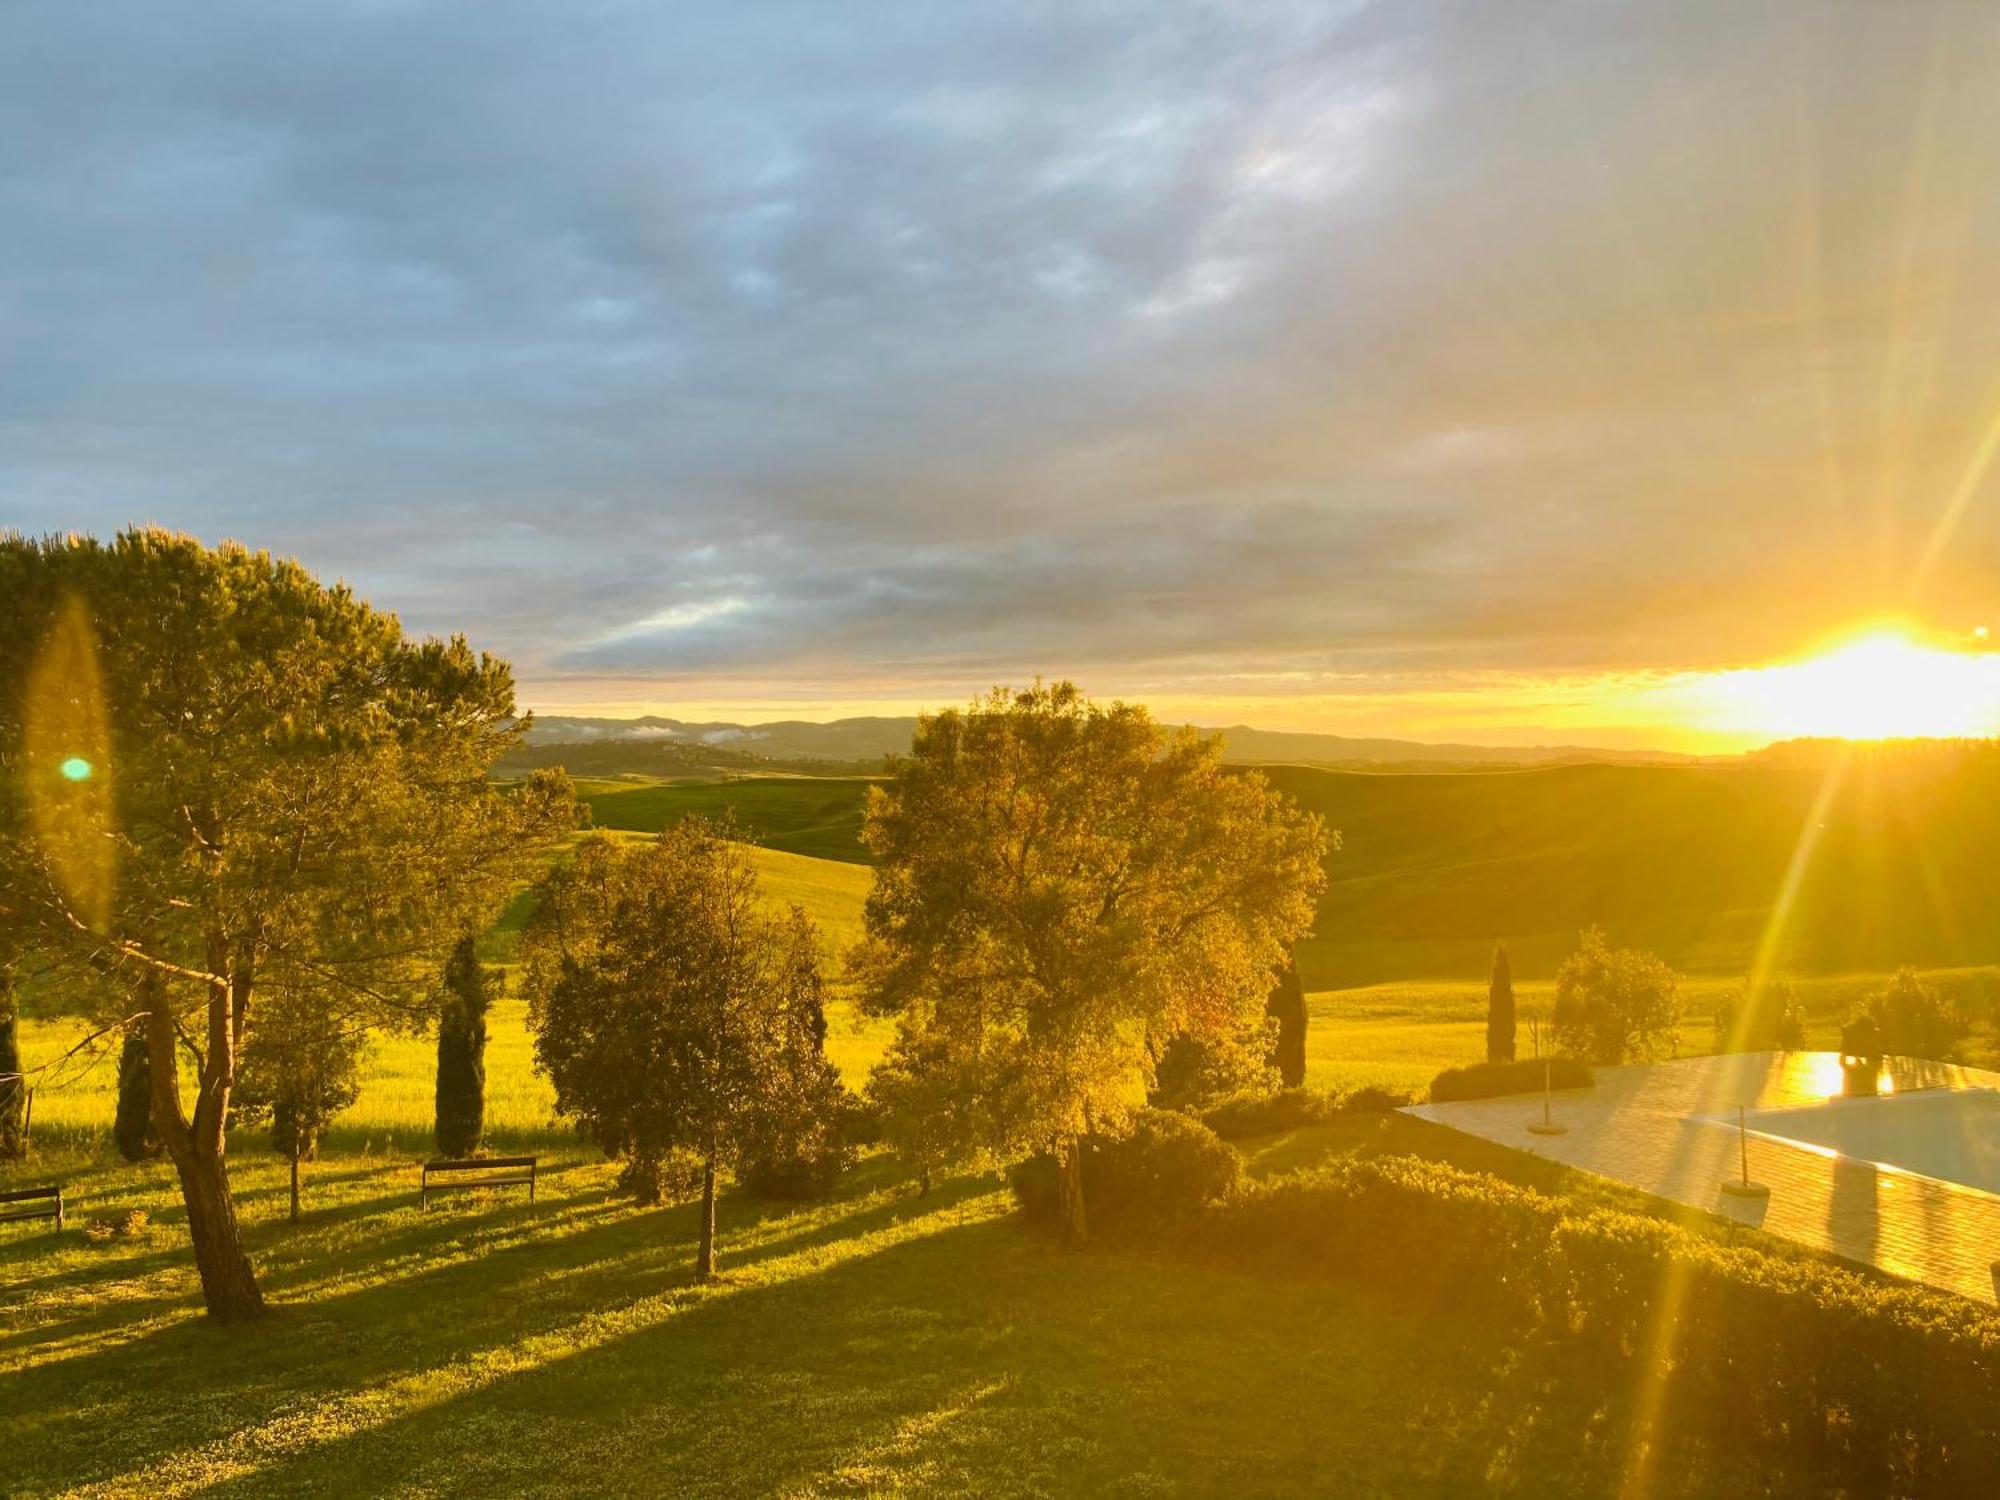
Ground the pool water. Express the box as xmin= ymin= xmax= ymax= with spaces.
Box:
xmin=1745 ymin=1088 xmax=2000 ymax=1196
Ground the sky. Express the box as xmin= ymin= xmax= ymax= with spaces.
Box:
xmin=4 ymin=1 xmax=2000 ymax=752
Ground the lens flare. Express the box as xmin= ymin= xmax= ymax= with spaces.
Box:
xmin=25 ymin=597 xmax=116 ymax=932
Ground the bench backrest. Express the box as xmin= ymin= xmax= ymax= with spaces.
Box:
xmin=423 ymin=1156 xmax=535 ymax=1175
xmin=0 ymin=1185 xmax=62 ymax=1206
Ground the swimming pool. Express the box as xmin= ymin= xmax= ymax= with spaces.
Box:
xmin=1744 ymin=1088 xmax=2000 ymax=1196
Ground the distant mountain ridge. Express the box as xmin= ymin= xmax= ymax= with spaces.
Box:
xmin=517 ymin=713 xmax=1696 ymax=769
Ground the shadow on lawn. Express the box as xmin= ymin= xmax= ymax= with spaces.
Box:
xmin=3 ymin=1158 xmax=1000 ymax=1492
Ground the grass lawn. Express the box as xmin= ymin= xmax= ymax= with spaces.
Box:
xmin=8 ymin=1133 xmax=1777 ymax=1497
xmin=4 ymin=953 xmax=1954 ymax=1496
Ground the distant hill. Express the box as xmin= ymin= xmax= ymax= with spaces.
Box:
xmin=567 ymin=746 xmax=2000 ymax=987
xmin=513 ymin=713 xmax=1693 ymax=772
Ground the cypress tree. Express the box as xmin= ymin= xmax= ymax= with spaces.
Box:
xmin=1265 ymin=955 xmax=1308 ymax=1089
xmin=1486 ymin=944 xmax=1516 ymax=1063
xmin=434 ymin=935 xmax=494 ymax=1159
xmin=1 ymin=962 xmax=24 ymax=1160
xmin=113 ymin=1022 xmax=160 ymax=1161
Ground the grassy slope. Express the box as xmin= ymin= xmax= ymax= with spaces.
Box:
xmin=565 ymin=756 xmax=2000 ymax=987
xmin=7 ymin=1051 xmax=1806 ymax=1500
xmin=583 ymin=777 xmax=878 ymax=864
xmin=4 ymin=939 xmax=1965 ymax=1495
xmin=2 ymin=1148 xmax=1705 ymax=1498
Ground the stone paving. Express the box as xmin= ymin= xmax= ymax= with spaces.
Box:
xmin=1405 ymin=1050 xmax=2000 ymax=1304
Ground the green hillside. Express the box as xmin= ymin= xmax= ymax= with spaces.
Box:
xmin=582 ymin=776 xmax=877 ymax=863
xmin=1268 ymin=753 xmax=2000 ymax=983
xmin=554 ymin=750 xmax=2000 ymax=986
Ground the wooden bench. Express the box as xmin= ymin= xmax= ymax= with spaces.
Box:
xmin=420 ymin=1155 xmax=536 ymax=1209
xmin=0 ymin=1185 xmax=64 ymax=1233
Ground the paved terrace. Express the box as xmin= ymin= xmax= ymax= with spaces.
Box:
xmin=1405 ymin=1051 xmax=2000 ymax=1305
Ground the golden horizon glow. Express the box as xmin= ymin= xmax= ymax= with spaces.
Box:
xmin=518 ymin=624 xmax=2000 ymax=755
xmin=1678 ymin=626 xmax=2000 ymax=743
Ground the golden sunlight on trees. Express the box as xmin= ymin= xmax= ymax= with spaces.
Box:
xmin=0 ymin=530 xmax=576 ymax=1319
xmin=1550 ymin=928 xmax=1680 ymax=1065
xmin=854 ymin=682 xmax=1327 ymax=1243
xmin=523 ymin=820 xmax=849 ymax=1279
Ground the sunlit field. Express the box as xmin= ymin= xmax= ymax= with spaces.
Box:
xmin=7 ymin=1053 xmax=1853 ymax=1497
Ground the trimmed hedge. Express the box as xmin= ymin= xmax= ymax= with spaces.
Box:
xmin=1196 ymin=1156 xmax=2000 ymax=1494
xmin=1200 ymin=1085 xmax=1411 ymax=1141
xmin=1429 ymin=1055 xmax=1592 ymax=1103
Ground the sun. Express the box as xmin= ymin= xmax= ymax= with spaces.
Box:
xmin=1701 ymin=627 xmax=2000 ymax=742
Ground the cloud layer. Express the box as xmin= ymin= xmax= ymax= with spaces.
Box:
xmin=6 ymin=2 xmax=2000 ymax=734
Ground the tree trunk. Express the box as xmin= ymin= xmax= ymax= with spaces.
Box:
xmin=146 ymin=957 xmax=267 ymax=1321
xmin=1057 ymin=1136 xmax=1089 ymax=1245
xmin=695 ymin=1157 xmax=718 ymax=1280
xmin=172 ymin=1146 xmax=266 ymax=1320
xmin=289 ymin=1154 xmax=301 ymax=1225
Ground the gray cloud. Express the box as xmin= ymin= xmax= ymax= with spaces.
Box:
xmin=6 ymin=1 xmax=2000 ymax=719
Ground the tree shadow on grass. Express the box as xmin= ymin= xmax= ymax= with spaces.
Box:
xmin=173 ymin=1215 xmax=1718 ymax=1500
xmin=3 ymin=1164 xmax=999 ymax=1492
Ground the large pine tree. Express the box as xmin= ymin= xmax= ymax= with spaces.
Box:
xmin=434 ymin=935 xmax=494 ymax=1159
xmin=1486 ymin=944 xmax=1516 ymax=1063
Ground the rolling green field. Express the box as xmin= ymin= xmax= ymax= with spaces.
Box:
xmin=549 ymin=753 xmax=2000 ymax=988
xmin=581 ymin=777 xmax=878 ymax=864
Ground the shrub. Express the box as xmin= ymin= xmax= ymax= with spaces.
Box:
xmin=1713 ymin=980 xmax=1809 ymax=1053
xmin=739 ymin=1086 xmax=859 ymax=1200
xmin=1191 ymin=1156 xmax=2000 ymax=1495
xmin=1339 ymin=1086 xmax=1409 ymax=1115
xmin=1550 ymin=927 xmax=1679 ymax=1063
xmin=1201 ymin=1086 xmax=1339 ymax=1140
xmin=1150 ymin=1020 xmax=1276 ymax=1113
xmin=1012 ymin=1108 xmax=1241 ymax=1235
xmin=81 ymin=1209 xmax=150 ymax=1246
xmin=1429 ymin=1056 xmax=1592 ymax=1103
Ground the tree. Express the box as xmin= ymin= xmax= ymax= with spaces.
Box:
xmin=854 ymin=683 xmax=1327 ymax=1243
xmin=233 ymin=988 xmax=365 ymax=1224
xmin=0 ymin=531 xmax=574 ymax=1319
xmin=1863 ymin=968 xmax=1967 ymax=1060
xmin=0 ymin=955 xmax=23 ymax=1160
xmin=1266 ymin=955 xmax=1308 ymax=1088
xmin=1486 ymin=945 xmax=1516 ymax=1063
xmin=1550 ymin=928 xmax=1680 ymax=1064
xmin=865 ymin=1022 xmax=982 ymax=1195
xmin=1152 ymin=1012 xmax=1276 ymax=1112
xmin=434 ymin=935 xmax=495 ymax=1159
xmin=1713 ymin=977 xmax=1808 ymax=1052
xmin=112 ymin=1016 xmax=160 ymax=1162
xmin=525 ymin=820 xmax=848 ymax=1278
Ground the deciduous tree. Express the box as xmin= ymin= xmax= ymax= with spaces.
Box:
xmin=525 ymin=820 xmax=847 ymax=1277
xmin=234 ymin=988 xmax=366 ymax=1224
xmin=854 ymin=683 xmax=1326 ymax=1243
xmin=1550 ymin=928 xmax=1679 ymax=1064
xmin=0 ymin=530 xmax=573 ymax=1318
